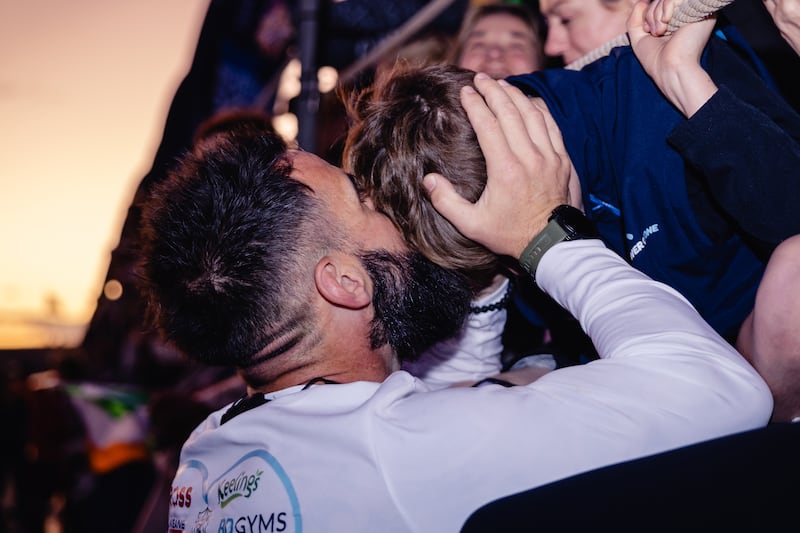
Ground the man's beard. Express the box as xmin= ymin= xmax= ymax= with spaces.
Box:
xmin=359 ymin=251 xmax=472 ymax=362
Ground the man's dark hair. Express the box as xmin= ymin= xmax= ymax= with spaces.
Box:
xmin=136 ymin=130 xmax=328 ymax=367
xmin=191 ymin=108 xmax=276 ymax=150
xmin=342 ymin=63 xmax=498 ymax=292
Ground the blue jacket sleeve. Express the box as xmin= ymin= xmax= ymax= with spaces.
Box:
xmin=668 ymin=85 xmax=800 ymax=245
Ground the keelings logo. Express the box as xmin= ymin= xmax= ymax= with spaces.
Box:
xmin=218 ymin=469 xmax=264 ymax=508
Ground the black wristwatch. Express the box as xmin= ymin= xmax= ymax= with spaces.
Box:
xmin=518 ymin=205 xmax=598 ymax=279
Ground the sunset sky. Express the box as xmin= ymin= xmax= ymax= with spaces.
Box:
xmin=0 ymin=0 xmax=210 ymax=348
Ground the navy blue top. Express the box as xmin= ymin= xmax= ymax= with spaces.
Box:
xmin=508 ymin=29 xmax=800 ymax=340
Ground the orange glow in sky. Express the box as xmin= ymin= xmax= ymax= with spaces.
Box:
xmin=0 ymin=0 xmax=210 ymax=348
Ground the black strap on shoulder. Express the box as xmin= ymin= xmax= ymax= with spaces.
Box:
xmin=220 ymin=376 xmax=340 ymax=424
xmin=221 ymin=393 xmax=270 ymax=425
xmin=471 ymin=377 xmax=516 ymax=388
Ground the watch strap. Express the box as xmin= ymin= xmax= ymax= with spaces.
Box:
xmin=518 ymin=217 xmax=570 ymax=278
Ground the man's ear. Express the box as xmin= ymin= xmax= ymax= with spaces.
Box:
xmin=314 ymin=253 xmax=372 ymax=309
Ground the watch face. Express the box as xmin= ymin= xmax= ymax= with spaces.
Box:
xmin=552 ymin=205 xmax=598 ymax=238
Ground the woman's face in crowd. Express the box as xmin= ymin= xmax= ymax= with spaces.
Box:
xmin=540 ymin=0 xmax=633 ymax=65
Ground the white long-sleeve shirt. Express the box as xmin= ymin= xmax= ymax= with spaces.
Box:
xmin=167 ymin=240 xmax=771 ymax=533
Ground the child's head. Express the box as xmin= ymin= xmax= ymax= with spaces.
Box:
xmin=342 ymin=64 xmax=498 ymax=291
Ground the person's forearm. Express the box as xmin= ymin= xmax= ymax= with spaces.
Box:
xmin=764 ymin=0 xmax=800 ymax=55
xmin=669 ymin=86 xmax=800 ymax=242
xmin=657 ymin=62 xmax=718 ymax=118
xmin=627 ymin=0 xmax=719 ymax=117
xmin=535 ymin=240 xmax=771 ymax=427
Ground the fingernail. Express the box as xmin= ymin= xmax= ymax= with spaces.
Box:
xmin=475 ymin=72 xmax=490 ymax=80
xmin=462 ymin=85 xmax=476 ymax=95
xmin=422 ymin=175 xmax=436 ymax=191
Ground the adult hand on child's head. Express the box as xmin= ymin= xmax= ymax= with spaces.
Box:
xmin=423 ymin=73 xmax=571 ymax=260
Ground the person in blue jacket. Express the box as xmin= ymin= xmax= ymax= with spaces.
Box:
xmin=627 ymin=0 xmax=800 ymax=418
xmin=344 ymin=4 xmax=800 ymax=421
xmin=502 ymin=1 xmax=800 ymax=421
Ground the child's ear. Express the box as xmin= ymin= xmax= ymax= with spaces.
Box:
xmin=314 ymin=253 xmax=371 ymax=309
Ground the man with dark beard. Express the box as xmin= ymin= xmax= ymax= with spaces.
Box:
xmin=136 ymin=85 xmax=770 ymax=532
